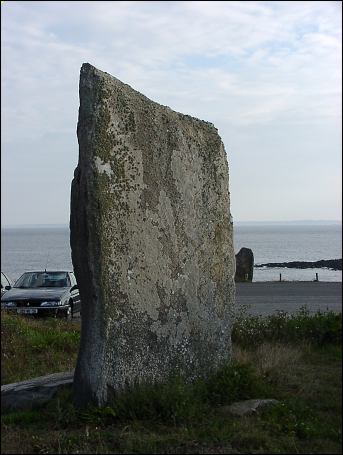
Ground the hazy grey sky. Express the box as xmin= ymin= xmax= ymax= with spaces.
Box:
xmin=1 ymin=1 xmax=342 ymax=226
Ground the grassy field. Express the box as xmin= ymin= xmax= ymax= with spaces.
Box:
xmin=1 ymin=307 xmax=341 ymax=454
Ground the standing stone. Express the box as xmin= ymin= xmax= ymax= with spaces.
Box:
xmin=70 ymin=63 xmax=235 ymax=407
xmin=235 ymin=248 xmax=254 ymax=282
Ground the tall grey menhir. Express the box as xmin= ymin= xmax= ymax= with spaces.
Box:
xmin=70 ymin=63 xmax=235 ymax=407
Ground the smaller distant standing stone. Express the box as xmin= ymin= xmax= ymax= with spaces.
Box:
xmin=235 ymin=247 xmax=254 ymax=282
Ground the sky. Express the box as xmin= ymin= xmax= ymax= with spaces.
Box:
xmin=1 ymin=0 xmax=342 ymax=226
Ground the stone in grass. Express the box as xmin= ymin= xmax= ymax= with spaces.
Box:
xmin=219 ymin=399 xmax=279 ymax=417
xmin=70 ymin=63 xmax=235 ymax=407
xmin=1 ymin=371 xmax=74 ymax=412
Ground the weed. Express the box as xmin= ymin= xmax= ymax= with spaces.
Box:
xmin=232 ymin=306 xmax=341 ymax=347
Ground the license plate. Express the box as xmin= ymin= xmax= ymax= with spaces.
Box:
xmin=17 ymin=308 xmax=38 ymax=314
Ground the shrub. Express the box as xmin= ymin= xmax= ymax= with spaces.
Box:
xmin=232 ymin=306 xmax=342 ymax=347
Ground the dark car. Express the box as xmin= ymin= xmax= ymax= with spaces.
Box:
xmin=1 ymin=272 xmax=12 ymax=297
xmin=1 ymin=270 xmax=81 ymax=318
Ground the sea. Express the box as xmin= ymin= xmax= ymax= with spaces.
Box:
xmin=1 ymin=223 xmax=342 ymax=284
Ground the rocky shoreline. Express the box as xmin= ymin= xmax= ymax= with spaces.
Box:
xmin=255 ymin=259 xmax=342 ymax=271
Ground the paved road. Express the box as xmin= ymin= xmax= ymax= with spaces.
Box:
xmin=72 ymin=282 xmax=342 ymax=321
xmin=235 ymin=281 xmax=342 ymax=316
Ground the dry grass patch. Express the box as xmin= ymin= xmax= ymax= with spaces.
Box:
xmin=233 ymin=342 xmax=303 ymax=377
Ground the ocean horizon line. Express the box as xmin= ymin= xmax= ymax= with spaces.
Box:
xmin=1 ymin=219 xmax=342 ymax=229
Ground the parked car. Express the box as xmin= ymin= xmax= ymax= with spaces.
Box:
xmin=1 ymin=270 xmax=81 ymax=318
xmin=1 ymin=272 xmax=12 ymax=297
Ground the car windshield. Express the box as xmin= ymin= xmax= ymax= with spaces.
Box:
xmin=14 ymin=272 xmax=70 ymax=289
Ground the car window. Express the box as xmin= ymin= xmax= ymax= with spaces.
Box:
xmin=14 ymin=272 xmax=70 ymax=288
xmin=1 ymin=273 xmax=10 ymax=288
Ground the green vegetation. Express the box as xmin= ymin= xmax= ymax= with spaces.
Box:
xmin=1 ymin=313 xmax=80 ymax=385
xmin=232 ymin=305 xmax=342 ymax=346
xmin=1 ymin=308 xmax=341 ymax=454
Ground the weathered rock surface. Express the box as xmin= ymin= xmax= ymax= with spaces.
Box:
xmin=70 ymin=63 xmax=235 ymax=407
xmin=1 ymin=371 xmax=74 ymax=412
xmin=255 ymin=258 xmax=342 ymax=271
xmin=235 ymin=247 xmax=254 ymax=282
xmin=218 ymin=399 xmax=279 ymax=417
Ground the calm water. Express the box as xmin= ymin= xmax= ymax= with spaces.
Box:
xmin=234 ymin=224 xmax=342 ymax=282
xmin=1 ymin=227 xmax=73 ymax=283
xmin=1 ymin=224 xmax=342 ymax=283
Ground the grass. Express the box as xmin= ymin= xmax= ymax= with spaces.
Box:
xmin=1 ymin=307 xmax=342 ymax=454
xmin=1 ymin=312 xmax=80 ymax=385
xmin=232 ymin=305 xmax=342 ymax=346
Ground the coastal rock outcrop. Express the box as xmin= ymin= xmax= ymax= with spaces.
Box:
xmin=255 ymin=259 xmax=342 ymax=271
xmin=235 ymin=247 xmax=254 ymax=282
xmin=70 ymin=63 xmax=235 ymax=407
